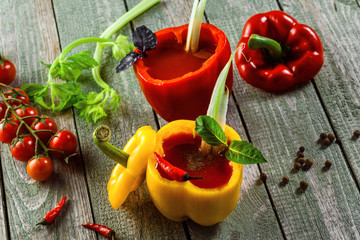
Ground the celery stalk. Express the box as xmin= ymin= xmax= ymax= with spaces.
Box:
xmin=185 ymin=0 xmax=207 ymax=53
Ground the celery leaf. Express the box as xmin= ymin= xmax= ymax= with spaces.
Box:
xmin=51 ymin=51 xmax=98 ymax=81
xmin=112 ymin=35 xmax=135 ymax=61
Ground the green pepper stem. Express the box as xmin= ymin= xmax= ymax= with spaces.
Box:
xmin=248 ymin=34 xmax=283 ymax=61
xmin=93 ymin=125 xmax=129 ymax=168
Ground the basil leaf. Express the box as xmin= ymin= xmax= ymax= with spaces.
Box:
xmin=195 ymin=115 xmax=228 ymax=147
xmin=226 ymin=140 xmax=267 ymax=164
xmin=132 ymin=25 xmax=157 ymax=53
xmin=116 ymin=52 xmax=142 ymax=72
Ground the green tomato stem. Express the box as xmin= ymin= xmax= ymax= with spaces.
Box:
xmin=93 ymin=125 xmax=129 ymax=168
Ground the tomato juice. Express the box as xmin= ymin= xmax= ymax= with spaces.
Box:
xmin=143 ymin=41 xmax=215 ymax=80
xmin=156 ymin=133 xmax=233 ymax=189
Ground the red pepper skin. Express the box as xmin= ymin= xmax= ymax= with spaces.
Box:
xmin=36 ymin=196 xmax=66 ymax=226
xmin=134 ymin=23 xmax=232 ymax=122
xmin=82 ymin=223 xmax=115 ymax=240
xmin=235 ymin=11 xmax=324 ymax=92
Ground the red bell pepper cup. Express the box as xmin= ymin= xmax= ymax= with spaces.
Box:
xmin=133 ymin=23 xmax=233 ymax=122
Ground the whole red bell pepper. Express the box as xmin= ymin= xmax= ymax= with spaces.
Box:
xmin=133 ymin=23 xmax=233 ymax=122
xmin=235 ymin=11 xmax=324 ymax=92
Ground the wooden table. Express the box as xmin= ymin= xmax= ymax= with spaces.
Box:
xmin=1 ymin=0 xmax=360 ymax=239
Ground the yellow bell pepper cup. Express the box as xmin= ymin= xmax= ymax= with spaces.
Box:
xmin=146 ymin=120 xmax=243 ymax=226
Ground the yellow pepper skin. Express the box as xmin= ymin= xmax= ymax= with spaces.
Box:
xmin=146 ymin=120 xmax=243 ymax=226
xmin=93 ymin=125 xmax=156 ymax=210
xmin=107 ymin=126 xmax=156 ymax=209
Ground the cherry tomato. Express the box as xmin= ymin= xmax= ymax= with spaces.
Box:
xmin=31 ymin=118 xmax=58 ymax=144
xmin=11 ymin=107 xmax=39 ymax=126
xmin=4 ymin=88 xmax=30 ymax=106
xmin=49 ymin=130 xmax=78 ymax=159
xmin=0 ymin=102 xmax=7 ymax=120
xmin=10 ymin=136 xmax=36 ymax=162
xmin=27 ymin=156 xmax=53 ymax=182
xmin=0 ymin=120 xmax=19 ymax=144
xmin=0 ymin=56 xmax=16 ymax=85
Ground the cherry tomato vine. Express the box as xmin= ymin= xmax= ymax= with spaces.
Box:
xmin=0 ymin=82 xmax=78 ymax=181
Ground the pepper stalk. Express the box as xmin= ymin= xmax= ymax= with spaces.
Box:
xmin=93 ymin=125 xmax=129 ymax=168
xmin=248 ymin=34 xmax=285 ymax=62
xmin=93 ymin=125 xmax=156 ymax=209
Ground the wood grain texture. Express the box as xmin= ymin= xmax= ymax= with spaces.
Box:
xmin=205 ymin=0 xmax=360 ymax=239
xmin=51 ymin=0 xmax=187 ymax=239
xmin=279 ymin=0 xmax=360 ymax=193
xmin=128 ymin=0 xmax=284 ymax=239
xmin=0 ymin=0 xmax=96 ymax=239
xmin=0 ymin=169 xmax=8 ymax=239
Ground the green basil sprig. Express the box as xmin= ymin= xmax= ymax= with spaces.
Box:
xmin=195 ymin=115 xmax=266 ymax=164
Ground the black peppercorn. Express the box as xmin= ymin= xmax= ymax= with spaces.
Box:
xmin=294 ymin=162 xmax=302 ymax=171
xmin=281 ymin=176 xmax=289 ymax=184
xmin=335 ymin=138 xmax=342 ymax=144
xmin=305 ymin=158 xmax=314 ymax=167
xmin=296 ymin=157 xmax=305 ymax=165
xmin=354 ymin=130 xmax=360 ymax=139
xmin=323 ymin=137 xmax=331 ymax=146
xmin=328 ymin=133 xmax=336 ymax=142
xmin=299 ymin=146 xmax=305 ymax=152
xmin=300 ymin=180 xmax=308 ymax=190
xmin=260 ymin=173 xmax=267 ymax=182
xmin=320 ymin=132 xmax=327 ymax=140
xmin=324 ymin=160 xmax=332 ymax=169
xmin=297 ymin=151 xmax=304 ymax=158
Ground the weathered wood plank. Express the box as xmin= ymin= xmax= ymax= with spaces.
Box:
xmin=279 ymin=0 xmax=360 ymax=195
xmin=0 ymin=0 xmax=96 ymax=239
xmin=128 ymin=0 xmax=284 ymax=239
xmin=0 ymin=169 xmax=9 ymax=240
xmin=51 ymin=0 xmax=187 ymax=238
xmin=205 ymin=0 xmax=360 ymax=239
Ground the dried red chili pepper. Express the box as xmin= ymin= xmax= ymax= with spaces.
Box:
xmin=154 ymin=152 xmax=202 ymax=182
xmin=235 ymin=11 xmax=324 ymax=92
xmin=82 ymin=223 xmax=115 ymax=240
xmin=36 ymin=196 xmax=67 ymax=226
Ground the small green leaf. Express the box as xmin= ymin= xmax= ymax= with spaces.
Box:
xmin=108 ymin=89 xmax=121 ymax=112
xmin=51 ymin=82 xmax=85 ymax=111
xmin=78 ymin=104 xmax=107 ymax=123
xmin=112 ymin=35 xmax=135 ymax=61
xmin=225 ymin=140 xmax=267 ymax=164
xmin=40 ymin=61 xmax=52 ymax=68
xmin=50 ymin=51 xmax=98 ymax=81
xmin=195 ymin=115 xmax=228 ymax=147
xmin=74 ymin=91 xmax=107 ymax=123
xmin=22 ymin=83 xmax=49 ymax=100
xmin=52 ymin=82 xmax=82 ymax=101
